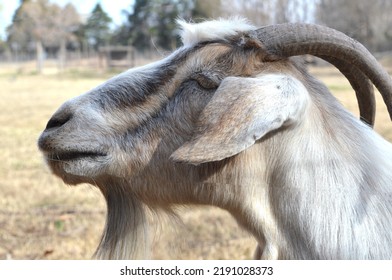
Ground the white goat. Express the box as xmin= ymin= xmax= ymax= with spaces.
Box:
xmin=38 ymin=18 xmax=392 ymax=259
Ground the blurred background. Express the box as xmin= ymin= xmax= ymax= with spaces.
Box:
xmin=2 ymin=0 xmax=392 ymax=71
xmin=1 ymin=0 xmax=392 ymax=260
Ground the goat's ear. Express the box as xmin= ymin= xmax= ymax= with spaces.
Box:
xmin=170 ymin=74 xmax=309 ymax=165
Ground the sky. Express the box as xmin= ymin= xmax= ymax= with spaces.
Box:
xmin=0 ymin=0 xmax=134 ymax=40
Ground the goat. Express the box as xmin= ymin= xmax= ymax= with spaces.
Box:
xmin=38 ymin=18 xmax=392 ymax=259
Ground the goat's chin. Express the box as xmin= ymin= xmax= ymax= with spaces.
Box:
xmin=45 ymin=156 xmax=109 ymax=185
xmin=56 ymin=172 xmax=93 ymax=185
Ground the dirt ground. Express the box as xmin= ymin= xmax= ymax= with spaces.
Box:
xmin=0 ymin=62 xmax=391 ymax=260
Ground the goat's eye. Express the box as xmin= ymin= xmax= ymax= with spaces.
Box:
xmin=190 ymin=73 xmax=219 ymax=90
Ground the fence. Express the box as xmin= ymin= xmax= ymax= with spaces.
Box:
xmin=0 ymin=47 xmax=165 ymax=72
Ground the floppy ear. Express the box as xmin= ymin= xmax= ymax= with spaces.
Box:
xmin=170 ymin=74 xmax=309 ymax=165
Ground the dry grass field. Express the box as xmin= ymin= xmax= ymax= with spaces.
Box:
xmin=0 ymin=61 xmax=391 ymax=260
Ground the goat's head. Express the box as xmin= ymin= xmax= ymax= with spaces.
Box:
xmin=38 ymin=18 xmax=392 ymax=259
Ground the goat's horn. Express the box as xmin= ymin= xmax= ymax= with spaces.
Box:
xmin=321 ymin=56 xmax=375 ymax=126
xmin=255 ymin=23 xmax=392 ymax=121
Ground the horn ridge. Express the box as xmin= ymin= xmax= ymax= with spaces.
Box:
xmin=256 ymin=23 xmax=392 ymax=121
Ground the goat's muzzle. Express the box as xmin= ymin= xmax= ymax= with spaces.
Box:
xmin=38 ymin=101 xmax=109 ymax=185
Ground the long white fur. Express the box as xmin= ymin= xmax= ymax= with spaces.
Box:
xmin=177 ymin=17 xmax=255 ymax=46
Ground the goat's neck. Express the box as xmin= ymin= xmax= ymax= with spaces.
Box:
xmin=259 ymin=98 xmax=392 ymax=259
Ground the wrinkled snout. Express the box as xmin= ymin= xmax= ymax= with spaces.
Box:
xmin=37 ymin=66 xmax=168 ymax=185
xmin=38 ymin=98 xmax=111 ymax=185
xmin=38 ymin=102 xmax=73 ymax=152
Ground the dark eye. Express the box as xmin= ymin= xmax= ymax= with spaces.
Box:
xmin=190 ymin=73 xmax=219 ymax=90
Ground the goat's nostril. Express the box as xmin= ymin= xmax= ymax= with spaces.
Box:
xmin=45 ymin=114 xmax=72 ymax=130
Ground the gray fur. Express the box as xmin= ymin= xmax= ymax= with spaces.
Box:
xmin=38 ymin=19 xmax=392 ymax=259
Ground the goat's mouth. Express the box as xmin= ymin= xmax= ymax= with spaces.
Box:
xmin=44 ymin=150 xmax=109 ymax=185
xmin=47 ymin=151 xmax=107 ymax=162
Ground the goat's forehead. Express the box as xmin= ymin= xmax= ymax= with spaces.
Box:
xmin=177 ymin=18 xmax=256 ymax=46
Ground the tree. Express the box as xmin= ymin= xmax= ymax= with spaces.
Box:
xmin=121 ymin=0 xmax=211 ymax=51
xmin=149 ymin=0 xmax=194 ymax=50
xmin=316 ymin=0 xmax=392 ymax=51
xmin=110 ymin=24 xmax=133 ymax=46
xmin=190 ymin=0 xmax=222 ymax=19
xmin=84 ymin=3 xmax=112 ymax=50
xmin=126 ymin=0 xmax=153 ymax=50
xmin=7 ymin=0 xmax=60 ymax=72
xmin=7 ymin=0 xmax=34 ymax=54
xmin=55 ymin=4 xmax=81 ymax=70
xmin=274 ymin=0 xmax=313 ymax=23
xmin=221 ymin=0 xmax=273 ymax=26
xmin=222 ymin=0 xmax=313 ymax=26
xmin=7 ymin=0 xmax=81 ymax=72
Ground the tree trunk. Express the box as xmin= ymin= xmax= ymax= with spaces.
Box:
xmin=58 ymin=39 xmax=66 ymax=72
xmin=36 ymin=40 xmax=44 ymax=74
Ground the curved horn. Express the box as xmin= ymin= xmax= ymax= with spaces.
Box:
xmin=255 ymin=23 xmax=392 ymax=121
xmin=321 ymin=56 xmax=376 ymax=126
